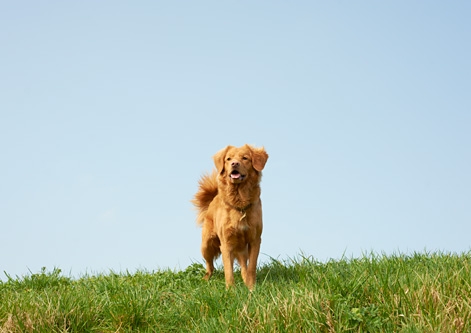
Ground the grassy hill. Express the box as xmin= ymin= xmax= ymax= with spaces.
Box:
xmin=1 ymin=252 xmax=470 ymax=332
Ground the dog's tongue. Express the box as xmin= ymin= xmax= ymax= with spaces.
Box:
xmin=231 ymin=172 xmax=241 ymax=179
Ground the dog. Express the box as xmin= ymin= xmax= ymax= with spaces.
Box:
xmin=192 ymin=144 xmax=268 ymax=289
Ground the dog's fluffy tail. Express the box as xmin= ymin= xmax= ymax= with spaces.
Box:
xmin=192 ymin=170 xmax=218 ymax=226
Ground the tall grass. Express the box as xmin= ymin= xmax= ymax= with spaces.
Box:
xmin=1 ymin=252 xmax=470 ymax=332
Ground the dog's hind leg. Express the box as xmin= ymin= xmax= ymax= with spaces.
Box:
xmin=202 ymin=245 xmax=217 ymax=280
xmin=201 ymin=234 xmax=220 ymax=280
xmin=236 ymin=247 xmax=249 ymax=285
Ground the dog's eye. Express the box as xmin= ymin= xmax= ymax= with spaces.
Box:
xmin=226 ymin=157 xmax=231 ymax=161
xmin=242 ymin=156 xmax=249 ymax=160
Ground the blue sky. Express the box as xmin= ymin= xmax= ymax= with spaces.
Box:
xmin=1 ymin=1 xmax=470 ymax=280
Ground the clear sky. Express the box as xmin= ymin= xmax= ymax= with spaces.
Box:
xmin=1 ymin=1 xmax=470 ymax=280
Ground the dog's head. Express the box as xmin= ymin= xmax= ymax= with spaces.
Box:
xmin=213 ymin=145 xmax=268 ymax=184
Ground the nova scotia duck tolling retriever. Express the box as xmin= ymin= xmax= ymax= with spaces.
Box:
xmin=192 ymin=144 xmax=269 ymax=289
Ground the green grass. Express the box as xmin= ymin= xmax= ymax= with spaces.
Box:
xmin=1 ymin=252 xmax=470 ymax=332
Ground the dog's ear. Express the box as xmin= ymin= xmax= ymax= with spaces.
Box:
xmin=213 ymin=146 xmax=231 ymax=174
xmin=249 ymin=146 xmax=269 ymax=171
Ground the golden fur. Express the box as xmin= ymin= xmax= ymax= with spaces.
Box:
xmin=192 ymin=144 xmax=269 ymax=289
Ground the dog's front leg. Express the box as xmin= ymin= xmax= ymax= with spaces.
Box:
xmin=220 ymin=244 xmax=235 ymax=288
xmin=246 ymin=239 xmax=261 ymax=290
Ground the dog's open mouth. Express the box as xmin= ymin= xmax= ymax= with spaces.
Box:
xmin=230 ymin=170 xmax=245 ymax=180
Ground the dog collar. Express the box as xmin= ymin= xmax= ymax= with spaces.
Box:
xmin=224 ymin=201 xmax=253 ymax=221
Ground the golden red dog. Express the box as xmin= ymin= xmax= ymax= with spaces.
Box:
xmin=192 ymin=144 xmax=268 ymax=289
